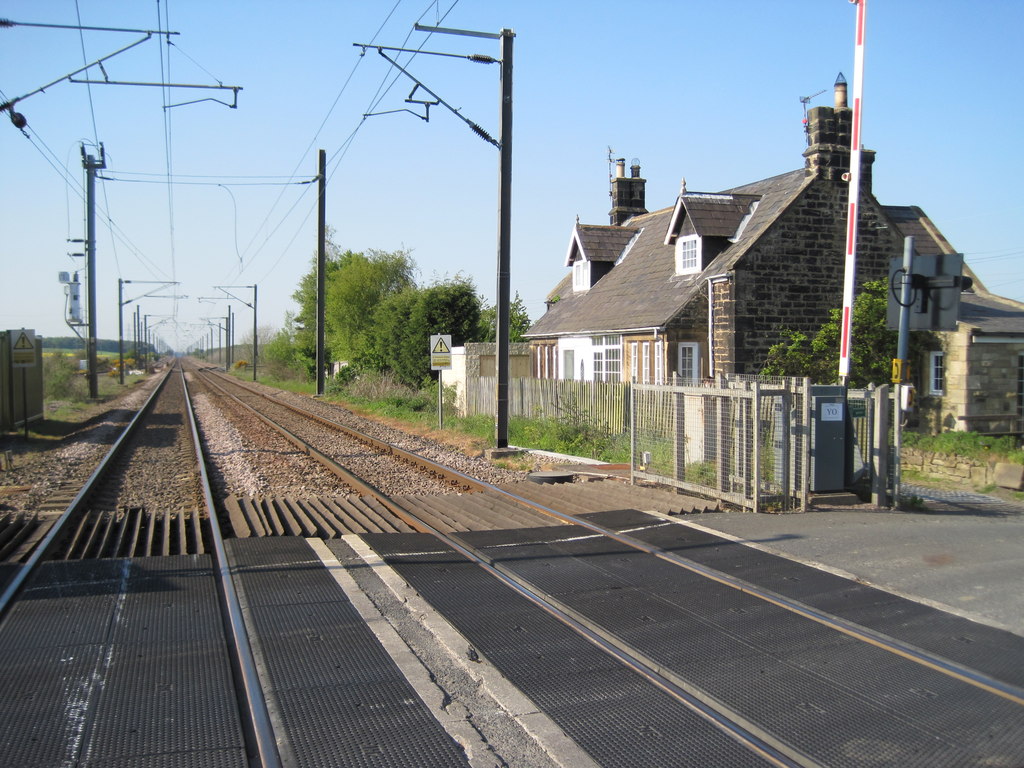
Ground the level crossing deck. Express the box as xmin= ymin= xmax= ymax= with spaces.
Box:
xmin=0 ymin=506 xmax=1022 ymax=766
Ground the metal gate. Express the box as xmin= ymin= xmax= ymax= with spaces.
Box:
xmin=630 ymin=376 xmax=811 ymax=512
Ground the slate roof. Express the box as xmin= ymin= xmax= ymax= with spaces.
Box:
xmin=958 ymin=293 xmax=1024 ymax=335
xmin=882 ymin=204 xmax=988 ymax=293
xmin=882 ymin=206 xmax=956 ymax=256
xmin=526 ymin=168 xmax=810 ymax=338
xmin=566 ymin=224 xmax=639 ymax=266
xmin=666 ymin=192 xmax=763 ymax=242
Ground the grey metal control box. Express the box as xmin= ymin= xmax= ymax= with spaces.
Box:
xmin=810 ymin=385 xmax=846 ymax=492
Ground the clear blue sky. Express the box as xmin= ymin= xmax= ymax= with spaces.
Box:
xmin=2 ymin=1 xmax=1022 ymax=352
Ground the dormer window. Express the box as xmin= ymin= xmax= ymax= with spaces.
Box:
xmin=675 ymin=234 xmax=701 ymax=275
xmin=572 ymin=259 xmax=591 ymax=291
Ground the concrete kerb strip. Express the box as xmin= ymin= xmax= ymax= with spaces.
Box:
xmin=310 ymin=536 xmax=599 ymax=768
xmin=648 ymin=511 xmax=1021 ymax=635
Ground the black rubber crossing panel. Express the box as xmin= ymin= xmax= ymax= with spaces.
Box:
xmin=226 ymin=537 xmax=472 ymax=768
xmin=365 ymin=532 xmax=775 ymax=768
xmin=454 ymin=522 xmax=1024 ymax=768
xmin=0 ymin=556 xmax=247 ymax=768
xmin=582 ymin=508 xmax=1024 ymax=689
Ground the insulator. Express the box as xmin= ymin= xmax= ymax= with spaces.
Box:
xmin=469 ymin=122 xmax=496 ymax=145
xmin=467 ymin=54 xmax=496 ymax=64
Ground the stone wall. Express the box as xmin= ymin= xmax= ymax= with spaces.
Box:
xmin=723 ymin=104 xmax=898 ymax=375
xmin=917 ymin=329 xmax=1024 ymax=434
xmin=901 ymin=447 xmax=995 ymax=486
xmin=730 ymin=185 xmax=897 ymax=374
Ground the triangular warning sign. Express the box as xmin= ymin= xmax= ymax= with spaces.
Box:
xmin=432 ymin=338 xmax=451 ymax=354
xmin=14 ymin=332 xmax=33 ymax=350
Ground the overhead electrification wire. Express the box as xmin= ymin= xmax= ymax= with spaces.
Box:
xmin=97 ymin=175 xmax=315 ymax=187
xmin=232 ymin=0 xmax=406 ymax=277
xmin=156 ymin=0 xmax=178 ymax=311
xmin=74 ymin=0 xmax=124 ymax=278
xmin=239 ymin=0 xmax=461 ymax=286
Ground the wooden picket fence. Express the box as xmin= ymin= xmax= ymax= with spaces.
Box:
xmin=463 ymin=376 xmax=628 ymax=433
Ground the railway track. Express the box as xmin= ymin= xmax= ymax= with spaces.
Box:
xmin=0 ymin=362 xmax=279 ymax=767
xmin=1 ymin=360 xmax=1021 ymax=766
xmin=184 ymin=363 xmax=1024 ymax=766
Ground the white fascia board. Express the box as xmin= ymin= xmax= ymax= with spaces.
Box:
xmin=527 ymin=325 xmax=664 ymax=340
xmin=664 ymin=195 xmax=686 ymax=246
xmin=971 ymin=335 xmax=1024 ymax=344
xmin=730 ymin=199 xmax=760 ymax=243
xmin=614 ymin=227 xmax=644 ymax=266
xmin=564 ymin=224 xmax=585 ymax=268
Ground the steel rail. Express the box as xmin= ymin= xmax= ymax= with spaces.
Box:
xmin=189 ymin=366 xmax=803 ymax=764
xmin=195 ymin=367 xmax=480 ymax=494
xmin=195 ymin=365 xmax=1024 ymax=707
xmin=467 ymin=486 xmax=1024 ymax=708
xmin=192 ymin=368 xmax=406 ymax=503
xmin=179 ymin=365 xmax=282 ymax=767
xmin=0 ymin=367 xmax=173 ymax=621
xmin=369 ymin=504 xmax=810 ymax=767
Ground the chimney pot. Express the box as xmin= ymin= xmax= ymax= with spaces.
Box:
xmin=609 ymin=155 xmax=647 ymax=225
xmin=834 ymin=71 xmax=848 ymax=109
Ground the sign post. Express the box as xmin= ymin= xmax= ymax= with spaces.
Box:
xmin=430 ymin=334 xmax=453 ymax=430
xmin=11 ymin=329 xmax=36 ymax=440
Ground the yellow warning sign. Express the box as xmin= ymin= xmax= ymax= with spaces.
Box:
xmin=429 ymin=334 xmax=452 ymax=371
xmin=11 ymin=328 xmax=36 ymax=367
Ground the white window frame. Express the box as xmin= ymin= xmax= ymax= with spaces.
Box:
xmin=641 ymin=341 xmax=651 ymax=384
xmin=677 ymin=342 xmax=700 ymax=383
xmin=928 ymin=350 xmax=945 ymax=396
xmin=572 ymin=259 xmax=591 ymax=292
xmin=591 ymin=334 xmax=622 ymax=383
xmin=654 ymin=340 xmax=664 ymax=385
xmin=674 ymin=234 xmax=701 ymax=275
xmin=629 ymin=342 xmax=638 ymax=382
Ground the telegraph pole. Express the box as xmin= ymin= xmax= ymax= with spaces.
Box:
xmin=316 ymin=149 xmax=327 ymax=396
xmin=390 ymin=23 xmax=515 ymax=448
xmin=495 ymin=28 xmax=514 ymax=448
xmin=82 ymin=144 xmax=106 ymax=398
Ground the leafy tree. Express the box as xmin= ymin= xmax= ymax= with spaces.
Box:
xmin=762 ymin=279 xmax=933 ymax=387
xmin=368 ymin=287 xmax=421 ymax=383
xmin=370 ymin=276 xmax=482 ymax=387
xmin=478 ymin=291 xmax=532 ymax=342
xmin=290 ymin=233 xmax=346 ymax=375
xmin=263 ymin=313 xmax=310 ymax=379
xmin=325 ymin=248 xmax=416 ymax=365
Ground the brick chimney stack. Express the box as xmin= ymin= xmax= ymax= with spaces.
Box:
xmin=609 ymin=157 xmax=647 ymax=225
xmin=803 ymin=73 xmax=874 ymax=188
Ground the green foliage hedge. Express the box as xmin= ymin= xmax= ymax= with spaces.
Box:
xmin=904 ymin=431 xmax=1024 ymax=464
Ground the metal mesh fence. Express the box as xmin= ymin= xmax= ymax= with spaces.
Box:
xmin=631 ymin=376 xmax=810 ymax=512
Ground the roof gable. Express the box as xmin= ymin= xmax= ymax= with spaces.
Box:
xmin=564 ymin=223 xmax=639 ymax=268
xmin=525 ymin=169 xmax=815 ymax=338
xmin=665 ymin=192 xmax=763 ymax=245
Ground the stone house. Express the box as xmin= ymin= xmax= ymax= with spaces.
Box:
xmin=523 ymin=79 xmax=1023 ymax=434
xmin=917 ymin=292 xmax=1024 ymax=435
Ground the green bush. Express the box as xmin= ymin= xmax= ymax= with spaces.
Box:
xmin=44 ymin=353 xmax=87 ymax=401
xmin=904 ymin=431 xmax=1024 ymax=464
